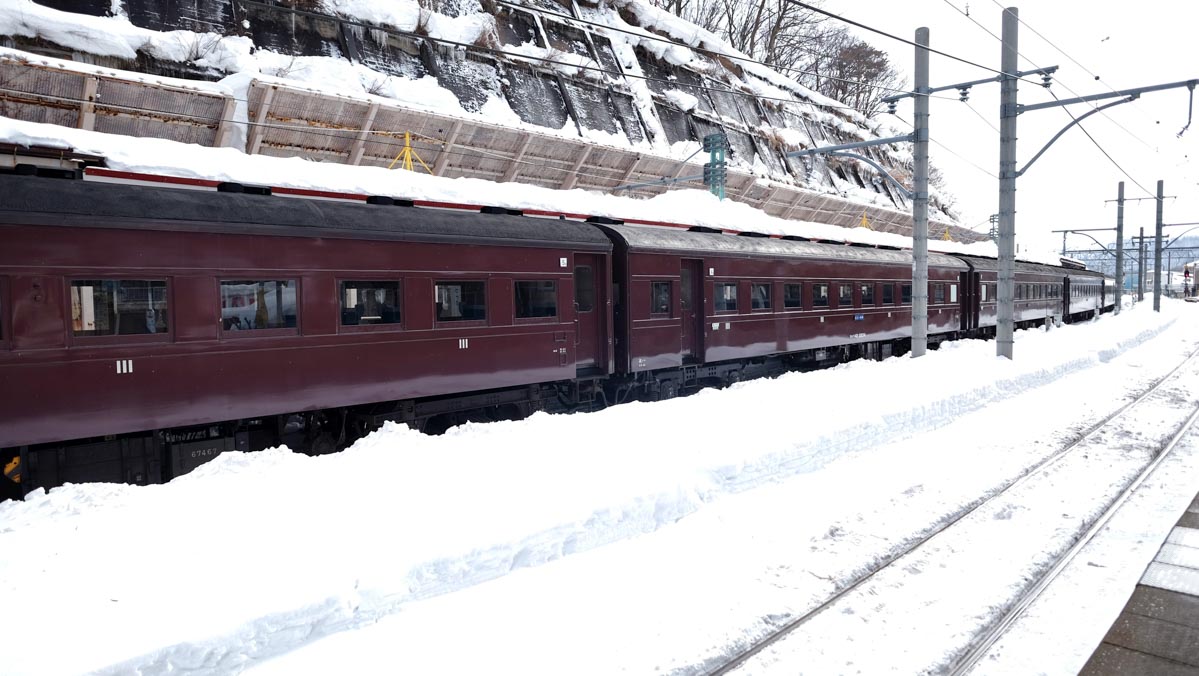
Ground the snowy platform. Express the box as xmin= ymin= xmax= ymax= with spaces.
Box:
xmin=1082 ymin=494 xmax=1199 ymax=675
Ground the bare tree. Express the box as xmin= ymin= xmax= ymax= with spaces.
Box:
xmin=647 ymin=0 xmax=905 ymax=118
xmin=794 ymin=27 xmax=904 ymax=117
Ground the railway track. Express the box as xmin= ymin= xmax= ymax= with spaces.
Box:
xmin=708 ymin=344 xmax=1199 ymax=675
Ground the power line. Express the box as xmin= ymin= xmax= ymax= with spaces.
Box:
xmin=963 ymin=100 xmax=1001 ymax=134
xmin=1047 ymin=89 xmax=1155 ymax=197
xmin=781 ymin=0 xmax=1044 ymax=85
xmin=894 ymin=113 xmax=999 ymax=179
xmin=980 ymin=0 xmax=1157 ymax=149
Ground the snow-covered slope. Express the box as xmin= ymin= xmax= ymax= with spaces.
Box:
xmin=0 ymin=0 xmax=962 ymax=224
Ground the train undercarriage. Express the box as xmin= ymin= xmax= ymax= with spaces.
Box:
xmin=3 ymin=310 xmax=1104 ymax=500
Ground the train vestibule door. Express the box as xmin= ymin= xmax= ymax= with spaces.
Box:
xmin=680 ymin=259 xmax=703 ymax=362
xmin=573 ymin=254 xmax=606 ymax=372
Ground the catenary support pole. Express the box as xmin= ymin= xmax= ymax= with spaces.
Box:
xmin=1138 ymin=227 xmax=1145 ymax=301
xmin=1154 ymin=179 xmax=1164 ymax=311
xmin=1115 ymin=182 xmax=1124 ymax=314
xmin=996 ymin=7 xmax=1018 ymax=359
xmin=912 ymin=27 xmax=930 ymax=358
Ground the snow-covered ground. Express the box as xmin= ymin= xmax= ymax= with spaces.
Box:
xmin=3 ymin=299 xmax=1198 ymax=675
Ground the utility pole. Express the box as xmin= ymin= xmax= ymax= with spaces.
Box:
xmin=912 ymin=27 xmax=930 ymax=358
xmin=1115 ymin=182 xmax=1124 ymax=314
xmin=996 ymin=7 xmax=1018 ymax=359
xmin=1154 ymin=180 xmax=1164 ymax=311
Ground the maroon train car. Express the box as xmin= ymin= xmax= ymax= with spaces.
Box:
xmin=0 ymin=175 xmax=612 ymax=492
xmin=595 ymin=223 xmax=967 ymax=398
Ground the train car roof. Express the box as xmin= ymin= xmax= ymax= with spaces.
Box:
xmin=600 ymin=223 xmax=967 ymax=269
xmin=953 ymin=253 xmax=1101 ymax=277
xmin=0 ymin=175 xmax=612 ymax=251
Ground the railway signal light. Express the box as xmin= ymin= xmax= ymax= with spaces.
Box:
xmin=702 ymin=162 xmax=726 ymax=186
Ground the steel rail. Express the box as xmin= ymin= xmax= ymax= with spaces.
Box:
xmin=707 ymin=338 xmax=1199 ymax=675
xmin=949 ymin=353 xmax=1199 ymax=674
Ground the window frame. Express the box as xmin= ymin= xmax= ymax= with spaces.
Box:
xmin=812 ymin=282 xmax=830 ymax=308
xmin=67 ymin=277 xmax=173 ymax=347
xmin=783 ymin=282 xmax=804 ymax=310
xmin=337 ymin=278 xmax=403 ymax=333
xmin=859 ymin=282 xmax=875 ymax=306
xmin=714 ymin=281 xmax=739 ymax=313
xmin=434 ymin=279 xmax=488 ymax=326
xmin=515 ymin=279 xmax=560 ymax=322
xmin=901 ymin=283 xmax=913 ymax=305
xmin=649 ymin=280 xmax=672 ymax=316
xmin=750 ymin=282 xmax=772 ymax=312
xmin=219 ymin=278 xmax=300 ymax=338
xmin=574 ymin=265 xmax=596 ymax=313
xmin=838 ymin=283 xmax=853 ymax=308
xmin=882 ymin=282 xmax=894 ymax=305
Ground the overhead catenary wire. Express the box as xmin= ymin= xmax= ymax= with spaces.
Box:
xmin=780 ymin=0 xmax=1046 ymax=85
xmin=1047 ymin=89 xmax=1157 ymax=197
xmin=941 ymin=0 xmax=1157 ymax=150
xmin=894 ymin=113 xmax=999 ymax=179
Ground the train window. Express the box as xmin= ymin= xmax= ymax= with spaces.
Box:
xmin=751 ymin=283 xmax=771 ymax=310
xmin=838 ymin=284 xmax=853 ymax=307
xmin=813 ymin=283 xmax=829 ymax=308
xmin=221 ymin=280 xmax=296 ymax=331
xmin=650 ymin=281 xmax=671 ymax=315
xmin=933 ymin=283 xmax=945 ymax=304
xmin=860 ymin=283 xmax=874 ymax=305
xmin=882 ymin=283 xmax=894 ymax=305
xmin=436 ymin=281 xmax=486 ymax=322
xmin=71 ymin=280 xmax=169 ymax=337
xmin=340 ymin=281 xmax=401 ymax=326
xmin=950 ymin=284 xmax=958 ymax=303
xmin=715 ymin=282 xmax=738 ymax=312
xmin=516 ymin=281 xmax=558 ymax=318
xmin=784 ymin=283 xmax=803 ymax=309
xmin=1016 ymin=284 xmax=1022 ymax=300
xmin=901 ymin=284 xmax=912 ymax=304
xmin=574 ymin=266 xmax=595 ymax=312
xmin=981 ymin=284 xmax=988 ymax=302
xmin=680 ymin=267 xmax=692 ymax=311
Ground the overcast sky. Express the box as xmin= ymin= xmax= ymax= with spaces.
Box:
xmin=823 ymin=0 xmax=1197 ymax=258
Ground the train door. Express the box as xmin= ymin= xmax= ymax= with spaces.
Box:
xmin=680 ymin=259 xmax=704 ymax=362
xmin=1062 ymin=276 xmax=1072 ymax=318
xmin=961 ymin=270 xmax=977 ymax=331
xmin=574 ymin=254 xmax=606 ymax=372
